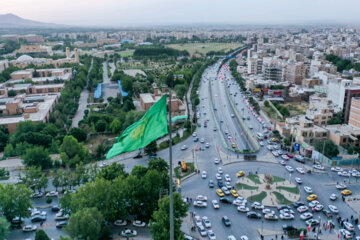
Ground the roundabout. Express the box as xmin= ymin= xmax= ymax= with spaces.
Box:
xmin=235 ymin=174 xmax=301 ymax=207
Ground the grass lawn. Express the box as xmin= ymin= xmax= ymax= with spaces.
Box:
xmin=235 ymin=183 xmax=259 ymax=190
xmin=273 ymin=191 xmax=294 ymax=205
xmin=283 ymin=103 xmax=307 ymax=116
xmin=276 ymin=186 xmax=300 ymax=194
xmin=167 ymin=43 xmax=242 ymax=55
xmin=117 ymin=50 xmax=135 ymax=57
xmin=271 ymin=176 xmax=285 ymax=184
xmin=246 ymin=174 xmax=261 ymax=184
xmin=248 ymin=191 xmax=267 ymax=203
xmin=175 ymin=162 xmax=195 ymax=179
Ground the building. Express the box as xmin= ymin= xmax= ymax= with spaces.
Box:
xmin=349 ymin=97 xmax=360 ymax=129
xmin=292 ymin=117 xmax=329 ymax=146
xmin=0 ymin=34 xmax=43 ymax=43
xmin=9 ymin=68 xmax=72 ymax=83
xmin=0 ymin=60 xmax=9 ymax=74
xmin=16 ymin=44 xmax=48 ymax=54
xmin=0 ymin=93 xmax=59 ymax=132
xmin=302 ymin=78 xmax=322 ymax=88
xmin=262 ymin=57 xmax=283 ymax=82
xmin=283 ymin=61 xmax=305 ymax=85
xmin=247 ymin=56 xmax=263 ymax=75
xmin=325 ymin=124 xmax=360 ymax=148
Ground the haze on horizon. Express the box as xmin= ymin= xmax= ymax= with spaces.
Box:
xmin=1 ymin=0 xmax=360 ymax=27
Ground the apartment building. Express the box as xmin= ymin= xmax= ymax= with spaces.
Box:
xmin=325 ymin=124 xmax=360 ymax=148
xmin=16 ymin=44 xmax=48 ymax=54
xmin=283 ymin=61 xmax=305 ymax=85
xmin=349 ymin=97 xmax=360 ymax=129
xmin=291 ymin=117 xmax=329 ymax=146
xmin=247 ymin=56 xmax=263 ymax=75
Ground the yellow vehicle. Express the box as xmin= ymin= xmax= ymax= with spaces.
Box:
xmin=216 ymin=189 xmax=224 ymax=197
xmin=230 ymin=190 xmax=239 ymax=197
xmin=271 ymin=138 xmax=278 ymax=142
xmin=341 ymin=189 xmax=352 ymax=195
xmin=237 ymin=171 xmax=245 ymax=177
xmin=231 ymin=142 xmax=237 ymax=148
xmin=307 ymin=194 xmax=318 ymax=201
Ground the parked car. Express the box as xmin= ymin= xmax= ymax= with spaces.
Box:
xmin=45 ymin=191 xmax=58 ymax=197
xmin=22 ymin=225 xmax=37 ymax=232
xmin=121 ymin=229 xmax=137 ymax=237
xmin=56 ymin=221 xmax=68 ymax=229
xmin=114 ymin=219 xmax=127 ymax=226
xmin=132 ymin=220 xmax=146 ymax=227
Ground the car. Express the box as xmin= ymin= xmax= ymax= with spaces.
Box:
xmin=207 ymin=230 xmax=216 ymax=240
xmin=227 ymin=235 xmax=237 ymax=240
xmin=194 ymin=201 xmax=207 ymax=208
xmin=307 ymin=194 xmax=318 ymax=201
xmin=252 ymin=202 xmax=264 ymax=210
xmin=237 ymin=205 xmax=250 ymax=212
xmin=262 ymin=208 xmax=275 ymax=215
xmin=222 ymin=216 xmax=231 ymax=226
xmin=272 ymin=151 xmax=279 ymax=157
xmin=277 ymin=205 xmax=291 ymax=211
xmin=208 ymin=180 xmax=215 ymax=188
xmin=294 ymin=155 xmax=304 ymax=162
xmin=224 ymin=174 xmax=231 ymax=182
xmin=114 ymin=219 xmax=128 ymax=226
xmin=304 ymin=186 xmax=313 ymax=193
xmin=341 ymin=189 xmax=352 ymax=195
xmin=297 ymin=206 xmax=309 ymax=213
xmin=259 ymin=141 xmax=264 ymax=146
xmin=216 ymin=173 xmax=222 ymax=180
xmin=221 ymin=187 xmax=230 ymax=195
xmin=295 ymin=178 xmax=303 ymax=184
xmin=201 ymin=171 xmax=207 ymax=179
xmin=213 ymin=127 xmax=217 ymax=131
xmin=219 ymin=197 xmax=232 ymax=204
xmin=217 ymin=180 xmax=224 ymax=188
xmin=267 ymin=145 xmax=273 ymax=151
xmin=196 ymin=195 xmax=208 ymax=201
xmin=328 ymin=205 xmax=339 ymax=214
xmin=31 ymin=215 xmax=46 ymax=222
xmin=300 ymin=212 xmax=313 ymax=220
xmin=313 ymin=204 xmax=324 ymax=211
xmin=265 ymin=214 xmax=278 ymax=221
xmin=247 ymin=211 xmax=262 ymax=219
xmin=56 ymin=221 xmax=68 ymax=229
xmin=339 ymin=229 xmax=352 ymax=239
xmin=296 ymin=167 xmax=306 ymax=174
xmin=331 ymin=167 xmax=343 ymax=172
xmin=344 ymin=221 xmax=355 ymax=231
xmin=193 ymin=137 xmax=199 ymax=142
xmin=277 ymin=150 xmax=284 ymax=155
xmin=305 ymin=219 xmax=320 ymax=227
xmin=192 ymin=132 xmax=197 ymax=137
xmin=230 ymin=190 xmax=239 ymax=197
xmin=330 ymin=194 xmax=337 ymax=201
xmin=212 ymin=200 xmax=220 ymax=209
xmin=201 ymin=216 xmax=211 ymax=228
xmin=181 ymin=145 xmax=187 ymax=150
xmin=308 ymin=200 xmax=320 ymax=208
xmin=231 ymin=142 xmax=237 ymax=148
xmin=281 ymin=155 xmax=289 ymax=160
xmin=22 ymin=225 xmax=37 ymax=232
xmin=198 ymin=225 xmax=207 ymax=237
xmin=279 ymin=160 xmax=287 ymax=166
xmin=214 ymin=158 xmax=220 ymax=164
xmin=338 ymin=171 xmax=350 ymax=177
xmin=54 ymin=212 xmax=70 ymax=221
xmin=279 ymin=209 xmax=295 ymax=215
xmin=282 ymin=224 xmax=297 ymax=232
xmin=218 ymin=167 xmax=223 ymax=174
xmin=313 ymin=164 xmax=324 ymax=170
xmin=200 ymin=138 xmax=205 ymax=143
xmin=292 ymin=201 xmax=305 ymax=208
xmin=336 ymin=184 xmax=347 ymax=189
xmin=225 ymin=181 xmax=232 ymax=189
xmin=31 ymin=192 xmax=43 ymax=198
xmin=51 ymin=205 xmax=61 ymax=212
xmin=322 ymin=209 xmax=332 ymax=218
xmin=121 ymin=229 xmax=138 ymax=237
xmin=279 ymin=213 xmax=294 ymax=220
xmin=285 ymin=166 xmax=294 ymax=172
xmin=237 ymin=171 xmax=245 ymax=177
xmin=45 ymin=191 xmax=58 ymax=197
xmin=205 ymin=143 xmax=210 ymax=148
xmin=11 ymin=216 xmax=24 ymax=224
xmin=133 ymin=220 xmax=146 ymax=227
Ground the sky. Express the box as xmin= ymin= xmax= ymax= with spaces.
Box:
xmin=1 ymin=0 xmax=360 ymax=27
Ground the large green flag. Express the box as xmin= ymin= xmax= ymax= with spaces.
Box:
xmin=106 ymin=94 xmax=168 ymax=159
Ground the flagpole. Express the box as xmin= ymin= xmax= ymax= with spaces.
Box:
xmin=168 ymin=88 xmax=174 ymax=240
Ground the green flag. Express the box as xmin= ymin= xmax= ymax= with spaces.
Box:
xmin=106 ymin=94 xmax=168 ymax=159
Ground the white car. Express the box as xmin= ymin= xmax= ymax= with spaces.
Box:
xmin=233 ymin=198 xmax=246 ymax=206
xmin=54 ymin=212 xmax=70 ymax=221
xmin=214 ymin=158 xmax=220 ymax=164
xmin=330 ymin=194 xmax=337 ymax=201
xmin=198 ymin=225 xmax=207 ymax=237
xmin=240 ymin=236 xmax=249 ymax=240
xmin=212 ymin=200 xmax=220 ymax=209
xmin=216 ymin=173 xmax=222 ymax=180
xmin=328 ymin=205 xmax=339 ymax=214
xmin=313 ymin=164 xmax=324 ymax=170
xmin=297 ymin=206 xmax=308 ymax=213
xmin=296 ymin=167 xmax=306 ymax=174
xmin=285 ymin=166 xmax=294 ymax=172
xmin=300 ymin=212 xmax=313 ymax=220
xmin=308 ymin=200 xmax=320 ymax=208
xmin=218 ymin=167 xmax=223 ymax=174
xmin=304 ymin=186 xmax=313 ymax=194
xmin=237 ymin=205 xmax=250 ymax=212
xmin=272 ymin=151 xmax=279 ymax=157
xmin=114 ymin=219 xmax=127 ymax=226
xmin=224 ymin=174 xmax=231 ymax=182
xmin=251 ymin=202 xmax=264 ymax=210
xmin=227 ymin=235 xmax=237 ymax=240
xmin=196 ymin=195 xmax=208 ymax=201
xmin=331 ymin=167 xmax=343 ymax=172
xmin=181 ymin=145 xmax=187 ymax=150
xmin=201 ymin=171 xmax=207 ymax=179
xmin=279 ymin=213 xmax=294 ymax=220
xmin=343 ymin=221 xmax=355 ymax=231
xmin=200 ymin=138 xmax=205 ymax=143
xmin=259 ymin=141 xmax=264 ymax=146
xmin=194 ymin=201 xmax=207 ymax=208
xmin=22 ymin=225 xmax=37 ymax=232
xmin=340 ymin=229 xmax=352 ymax=239
xmin=336 ymin=184 xmax=347 ymax=189
xmin=295 ymin=178 xmax=303 ymax=184
xmin=207 ymin=230 xmax=216 ymax=240
xmin=262 ymin=209 xmax=275 ymax=215
xmin=132 ymin=220 xmax=146 ymax=227
xmin=313 ymin=204 xmax=324 ymax=211
xmin=280 ymin=209 xmax=294 ymax=215
xmin=192 ymin=132 xmax=197 ymax=137
xmin=202 ymin=216 xmax=211 ymax=228
xmin=205 ymin=143 xmax=210 ymax=148
xmin=225 ymin=181 xmax=232 ymax=189
xmin=221 ymin=187 xmax=230 ymax=195
xmin=267 ymin=145 xmax=273 ymax=151
xmin=45 ymin=191 xmax=58 ymax=197
xmin=281 ymin=155 xmax=289 ymax=160
xmin=338 ymin=171 xmax=350 ymax=177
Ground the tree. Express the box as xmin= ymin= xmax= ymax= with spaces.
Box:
xmin=0 ymin=216 xmax=9 ymax=240
xmin=328 ymin=113 xmax=342 ymax=125
xmin=96 ymin=163 xmax=127 ymax=181
xmin=22 ymin=146 xmax=52 ymax=169
xmin=314 ymin=140 xmax=339 ymax=158
xmin=145 ymin=140 xmax=157 ymax=155
xmin=66 ymin=207 xmax=104 ymax=240
xmin=148 ymin=158 xmax=168 ymax=173
xmin=35 ymin=229 xmax=50 ymax=240
xmin=110 ymin=119 xmax=122 ymax=134
xmin=95 ymin=120 xmax=107 ymax=132
xmin=60 ymin=136 xmax=89 ymax=168
xmin=174 ymin=85 xmax=187 ymax=100
xmin=150 ymin=193 xmax=188 ymax=240
xmin=0 ymin=130 xmax=9 ymax=152
xmin=7 ymin=89 xmax=16 ymax=97
xmin=69 ymin=127 xmax=87 ymax=142
xmin=264 ymin=100 xmax=270 ymax=107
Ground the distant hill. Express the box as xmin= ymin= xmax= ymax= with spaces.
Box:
xmin=0 ymin=13 xmax=60 ymax=28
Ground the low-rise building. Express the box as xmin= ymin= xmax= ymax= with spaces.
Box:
xmin=325 ymin=124 xmax=360 ymax=148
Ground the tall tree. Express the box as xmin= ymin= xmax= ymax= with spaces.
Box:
xmin=35 ymin=229 xmax=50 ymax=240
xmin=0 ymin=216 xmax=10 ymax=240
xmin=22 ymin=146 xmax=52 ymax=169
xmin=60 ymin=136 xmax=89 ymax=168
xmin=315 ymin=140 xmax=339 ymax=158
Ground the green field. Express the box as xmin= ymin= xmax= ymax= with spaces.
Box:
xmin=167 ymin=43 xmax=243 ymax=55
xmin=235 ymin=183 xmax=259 ymax=190
xmin=246 ymin=174 xmax=261 ymax=184
xmin=276 ymin=186 xmax=300 ymax=194
xmin=273 ymin=191 xmax=294 ymax=205
xmin=271 ymin=176 xmax=285 ymax=184
xmin=248 ymin=191 xmax=267 ymax=203
xmin=117 ymin=50 xmax=135 ymax=57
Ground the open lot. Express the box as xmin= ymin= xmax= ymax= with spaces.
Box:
xmin=167 ymin=42 xmax=243 ymax=55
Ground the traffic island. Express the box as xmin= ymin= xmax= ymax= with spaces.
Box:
xmin=235 ymin=174 xmax=300 ymax=207
xmin=174 ymin=162 xmax=195 ymax=180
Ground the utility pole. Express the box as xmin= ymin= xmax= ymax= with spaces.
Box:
xmin=168 ymin=88 xmax=174 ymax=240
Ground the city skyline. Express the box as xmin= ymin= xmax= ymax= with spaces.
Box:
xmin=1 ymin=0 xmax=360 ymax=27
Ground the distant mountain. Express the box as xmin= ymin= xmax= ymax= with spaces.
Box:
xmin=0 ymin=13 xmax=60 ymax=28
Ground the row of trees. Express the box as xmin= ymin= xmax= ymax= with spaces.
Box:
xmin=229 ymin=59 xmax=246 ymax=91
xmin=133 ymin=46 xmax=189 ymax=59
xmin=88 ymin=57 xmax=103 ymax=92
xmin=326 ymin=54 xmax=360 ymax=73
